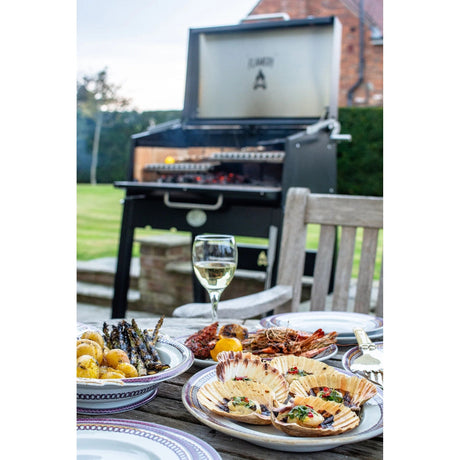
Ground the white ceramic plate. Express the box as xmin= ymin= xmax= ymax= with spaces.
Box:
xmin=77 ymin=418 xmax=222 ymax=460
xmin=182 ymin=366 xmax=383 ymax=453
xmin=176 ymin=335 xmax=338 ymax=368
xmin=77 ymin=334 xmax=194 ymax=414
xmin=260 ymin=312 xmax=383 ymax=344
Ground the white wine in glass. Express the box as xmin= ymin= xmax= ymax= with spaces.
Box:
xmin=192 ymin=234 xmax=237 ymax=322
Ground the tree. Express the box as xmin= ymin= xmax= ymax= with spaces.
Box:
xmin=77 ymin=68 xmax=131 ymax=184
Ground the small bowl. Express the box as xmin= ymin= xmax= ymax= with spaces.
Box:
xmin=77 ymin=334 xmax=193 ymax=415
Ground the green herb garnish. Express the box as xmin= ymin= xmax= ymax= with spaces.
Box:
xmin=287 ymin=405 xmax=316 ymax=421
xmin=317 ymin=387 xmax=343 ymax=403
xmin=231 ymin=396 xmax=251 ymax=407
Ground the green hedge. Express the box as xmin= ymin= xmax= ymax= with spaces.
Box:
xmin=77 ymin=110 xmax=182 ymax=183
xmin=77 ymin=108 xmax=383 ymax=197
xmin=337 ymin=107 xmax=383 ymax=196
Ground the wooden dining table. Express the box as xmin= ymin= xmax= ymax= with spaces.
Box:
xmin=77 ymin=316 xmax=383 ymax=459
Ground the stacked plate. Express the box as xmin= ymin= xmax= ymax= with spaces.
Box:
xmin=77 ymin=418 xmax=221 ymax=459
xmin=260 ymin=311 xmax=383 ymax=345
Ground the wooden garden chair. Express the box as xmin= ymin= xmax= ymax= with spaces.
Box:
xmin=172 ymin=187 xmax=383 ymax=319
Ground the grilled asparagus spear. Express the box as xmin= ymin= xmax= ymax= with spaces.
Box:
xmin=110 ymin=325 xmax=121 ymax=349
xmin=126 ymin=324 xmax=158 ymax=373
xmin=150 ymin=315 xmax=165 ymax=346
xmin=117 ymin=321 xmax=130 ymax=354
xmin=132 ymin=319 xmax=169 ymax=373
xmin=143 ymin=329 xmax=170 ymax=372
xmin=102 ymin=322 xmax=112 ymax=348
xmin=122 ymin=321 xmax=147 ymax=376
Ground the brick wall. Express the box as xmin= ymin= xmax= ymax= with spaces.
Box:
xmin=250 ymin=0 xmax=383 ymax=107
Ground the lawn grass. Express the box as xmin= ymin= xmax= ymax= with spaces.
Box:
xmin=77 ymin=184 xmax=382 ymax=278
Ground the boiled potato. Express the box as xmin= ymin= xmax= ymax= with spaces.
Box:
xmin=105 ymin=348 xmax=130 ymax=368
xmin=100 ymin=369 xmax=125 ymax=379
xmin=77 ymin=355 xmax=99 ymax=379
xmin=76 ymin=339 xmax=103 ymax=364
xmin=116 ymin=362 xmax=138 ymax=378
xmin=98 ymin=366 xmax=118 ymax=377
xmin=98 ymin=365 xmax=109 ymax=377
xmin=80 ymin=330 xmax=105 ymax=349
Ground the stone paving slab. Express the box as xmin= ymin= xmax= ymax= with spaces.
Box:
xmin=77 ymin=257 xmax=140 ymax=276
xmin=77 ymin=303 xmax=153 ymax=323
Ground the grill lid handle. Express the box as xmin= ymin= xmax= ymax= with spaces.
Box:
xmin=306 ymin=118 xmax=352 ymax=143
xmin=163 ymin=192 xmax=224 ymax=211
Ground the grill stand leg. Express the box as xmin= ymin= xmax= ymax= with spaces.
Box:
xmin=190 ymin=231 xmax=208 ymax=303
xmin=111 ymin=196 xmax=135 ymax=319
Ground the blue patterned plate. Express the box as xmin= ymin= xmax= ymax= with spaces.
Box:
xmin=77 ymin=418 xmax=221 ymax=460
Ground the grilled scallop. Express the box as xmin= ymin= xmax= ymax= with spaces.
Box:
xmin=270 ymin=355 xmax=336 ymax=384
xmin=197 ymin=380 xmax=276 ymax=425
xmin=289 ymin=372 xmax=377 ymax=411
xmin=216 ymin=357 xmax=289 ymax=404
xmin=271 ymin=395 xmax=360 ymax=437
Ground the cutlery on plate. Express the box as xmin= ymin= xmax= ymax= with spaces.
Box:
xmin=350 ymin=327 xmax=383 ymax=388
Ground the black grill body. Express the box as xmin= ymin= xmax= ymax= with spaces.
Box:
xmin=111 ymin=17 xmax=344 ymax=318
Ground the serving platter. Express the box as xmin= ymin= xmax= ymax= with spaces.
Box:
xmin=176 ymin=335 xmax=338 ymax=368
xmin=260 ymin=312 xmax=383 ymax=344
xmin=77 ymin=334 xmax=194 ymax=414
xmin=182 ymin=365 xmax=383 ymax=453
xmin=77 ymin=418 xmax=221 ymax=460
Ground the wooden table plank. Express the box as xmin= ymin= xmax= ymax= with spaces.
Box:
xmin=78 ymin=316 xmax=383 ymax=459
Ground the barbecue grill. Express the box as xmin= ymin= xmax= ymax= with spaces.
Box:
xmin=112 ymin=16 xmax=349 ymax=319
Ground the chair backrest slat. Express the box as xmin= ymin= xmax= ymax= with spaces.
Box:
xmin=354 ymin=227 xmax=380 ymax=313
xmin=305 ymin=194 xmax=383 ymax=228
xmin=310 ymin=225 xmax=336 ymax=310
xmin=331 ymin=226 xmax=357 ymax=311
xmin=375 ymin=261 xmax=383 ymax=317
xmin=277 ymin=188 xmax=308 ymax=310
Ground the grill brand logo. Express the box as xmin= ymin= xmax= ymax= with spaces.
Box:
xmin=248 ymin=56 xmax=273 ymax=90
xmin=248 ymin=57 xmax=274 ymax=69
xmin=253 ymin=69 xmax=266 ymax=90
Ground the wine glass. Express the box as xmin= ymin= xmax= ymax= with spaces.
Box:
xmin=192 ymin=234 xmax=238 ymax=322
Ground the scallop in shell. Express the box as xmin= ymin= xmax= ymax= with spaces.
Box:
xmin=216 ymin=357 xmax=289 ymax=404
xmin=270 ymin=355 xmax=336 ymax=384
xmin=197 ymin=380 xmax=276 ymax=425
xmin=289 ymin=372 xmax=377 ymax=411
xmin=217 ymin=350 xmax=259 ymax=362
xmin=271 ymin=395 xmax=360 ymax=437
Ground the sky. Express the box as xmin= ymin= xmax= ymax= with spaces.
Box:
xmin=77 ymin=0 xmax=259 ymax=111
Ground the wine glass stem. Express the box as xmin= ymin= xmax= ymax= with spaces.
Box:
xmin=209 ymin=291 xmax=221 ymax=322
